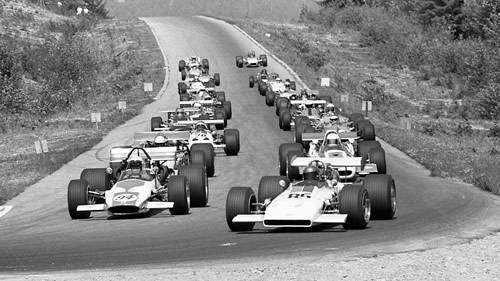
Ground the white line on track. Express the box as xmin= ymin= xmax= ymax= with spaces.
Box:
xmin=0 ymin=205 xmax=13 ymax=218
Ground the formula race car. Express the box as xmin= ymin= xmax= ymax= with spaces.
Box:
xmin=142 ymin=120 xmax=240 ymax=177
xmin=226 ymin=158 xmax=396 ymax=231
xmin=179 ymin=56 xmax=209 ymax=80
xmin=67 ymin=146 xmax=208 ymax=219
xmin=236 ymin=50 xmax=268 ymax=68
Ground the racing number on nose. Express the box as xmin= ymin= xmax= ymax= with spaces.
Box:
xmin=113 ymin=194 xmax=137 ymax=201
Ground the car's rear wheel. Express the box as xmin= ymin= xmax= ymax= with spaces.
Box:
xmin=226 ymin=186 xmax=256 ymax=231
xmin=179 ymin=93 xmax=189 ymax=102
xmin=278 ymin=143 xmax=303 ymax=176
xmin=260 ymin=54 xmax=268 ymax=67
xmin=168 ymin=175 xmax=190 ymax=215
xmin=259 ymin=83 xmax=267 ymax=96
xmin=151 ymin=116 xmax=162 ymax=131
xmin=191 ymin=143 xmax=214 ymax=177
xmin=265 ymin=90 xmax=275 ymax=106
xmin=258 ymin=176 xmax=289 ymax=203
xmin=357 ymin=140 xmax=381 ymax=158
xmin=181 ymin=70 xmax=186 ymax=81
xmin=213 ymin=73 xmax=221 ymax=86
xmin=280 ymin=110 xmax=292 ymax=131
xmin=178 ymin=60 xmax=185 ymax=72
xmin=339 ymin=184 xmax=370 ymax=229
xmin=214 ymin=108 xmax=227 ymax=129
xmin=362 ymin=174 xmax=396 ymax=219
xmin=224 ymin=129 xmax=240 ymax=156
xmin=68 ymin=179 xmax=91 ymax=219
xmin=249 ymin=75 xmax=254 ymax=88
xmin=223 ymin=101 xmax=232 ymax=120
xmin=360 ymin=121 xmax=376 ymax=141
xmin=369 ymin=147 xmax=386 ymax=174
xmin=287 ymin=150 xmax=303 ymax=181
xmin=290 ymin=81 xmax=296 ymax=90
xmin=215 ymin=91 xmax=226 ymax=102
xmin=178 ymin=164 xmax=208 ymax=207
xmin=236 ymin=56 xmax=243 ymax=68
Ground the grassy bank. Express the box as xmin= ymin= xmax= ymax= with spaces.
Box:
xmin=0 ymin=13 xmax=164 ymax=204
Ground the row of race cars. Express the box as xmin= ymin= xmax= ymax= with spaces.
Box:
xmin=67 ymin=51 xmax=396 ymax=233
xmin=67 ymin=56 xmax=240 ymax=219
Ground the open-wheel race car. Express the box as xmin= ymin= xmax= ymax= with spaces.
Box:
xmin=150 ymin=105 xmax=230 ymax=132
xmin=178 ymin=56 xmax=210 ymax=80
xmin=142 ymin=120 xmax=240 ymax=177
xmin=67 ymin=146 xmax=209 ymax=219
xmin=236 ymin=50 xmax=267 ymax=68
xmin=225 ymin=158 xmax=396 ymax=231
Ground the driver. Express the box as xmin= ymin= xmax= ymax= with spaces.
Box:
xmin=122 ymin=155 xmax=151 ymax=180
xmin=153 ymin=134 xmax=168 ymax=147
xmin=248 ymin=50 xmax=256 ymax=57
xmin=174 ymin=108 xmax=188 ymax=121
xmin=325 ymin=132 xmax=341 ymax=150
xmin=260 ymin=69 xmax=268 ymax=75
xmin=300 ymin=89 xmax=308 ymax=100
xmin=303 ymin=165 xmax=320 ymax=181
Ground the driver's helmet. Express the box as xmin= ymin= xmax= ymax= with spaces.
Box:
xmin=260 ymin=69 xmax=268 ymax=75
xmin=325 ymin=103 xmax=335 ymax=113
xmin=301 ymin=89 xmax=308 ymax=100
xmin=276 ymin=77 xmax=282 ymax=82
xmin=249 ymin=50 xmax=255 ymax=57
xmin=176 ymin=108 xmax=186 ymax=119
xmin=202 ymin=92 xmax=212 ymax=100
xmin=271 ymin=73 xmax=279 ymax=80
xmin=303 ymin=165 xmax=319 ymax=180
xmin=128 ymin=155 xmax=144 ymax=171
xmin=154 ymin=135 xmax=167 ymax=146
xmin=193 ymin=102 xmax=202 ymax=109
xmin=191 ymin=56 xmax=197 ymax=62
xmin=201 ymin=68 xmax=208 ymax=75
xmin=326 ymin=133 xmax=340 ymax=148
xmin=195 ymin=122 xmax=208 ymax=131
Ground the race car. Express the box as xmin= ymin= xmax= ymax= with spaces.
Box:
xmin=67 ymin=146 xmax=208 ymax=219
xmin=236 ymin=50 xmax=267 ymax=68
xmin=225 ymin=158 xmax=396 ymax=231
xmin=151 ymin=107 xmax=228 ymax=132
xmin=179 ymin=56 xmax=209 ymax=80
xmin=138 ymin=120 xmax=240 ymax=177
xmin=278 ymin=99 xmax=327 ymax=131
xmin=263 ymin=77 xmax=297 ymax=106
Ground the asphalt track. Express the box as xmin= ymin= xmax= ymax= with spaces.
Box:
xmin=0 ymin=16 xmax=499 ymax=273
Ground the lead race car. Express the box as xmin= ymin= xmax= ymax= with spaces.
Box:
xmin=226 ymin=158 xmax=396 ymax=231
xmin=67 ymin=146 xmax=209 ymax=219
xmin=236 ymin=50 xmax=268 ymax=68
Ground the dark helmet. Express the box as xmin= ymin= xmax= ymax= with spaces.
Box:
xmin=303 ymin=165 xmax=319 ymax=180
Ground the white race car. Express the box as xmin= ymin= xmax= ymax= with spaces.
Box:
xmin=67 ymin=146 xmax=208 ymax=219
xmin=236 ymin=51 xmax=268 ymax=68
xmin=226 ymin=158 xmax=396 ymax=231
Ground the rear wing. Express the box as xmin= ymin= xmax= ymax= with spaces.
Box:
xmin=133 ymin=131 xmax=190 ymax=144
xmin=109 ymin=146 xmax=178 ymax=163
xmin=176 ymin=120 xmax=224 ymax=126
xmin=291 ymin=156 xmax=378 ymax=174
xmin=290 ymin=100 xmax=326 ymax=106
xmin=179 ymin=100 xmax=217 ymax=107
xmin=301 ymin=131 xmax=358 ymax=142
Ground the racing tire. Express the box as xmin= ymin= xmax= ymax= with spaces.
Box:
xmin=369 ymin=147 xmax=386 ymax=174
xmin=286 ymin=150 xmax=303 ymax=181
xmin=260 ymin=54 xmax=268 ymax=67
xmin=223 ymin=101 xmax=232 ymax=120
xmin=358 ymin=121 xmax=375 ymax=141
xmin=290 ymin=81 xmax=296 ymax=90
xmin=226 ymin=186 xmax=256 ymax=232
xmin=80 ymin=168 xmax=110 ymax=192
xmin=214 ymin=73 xmax=221 ymax=86
xmin=339 ymin=184 xmax=370 ymax=229
xmin=349 ymin=113 xmax=364 ymax=124
xmin=362 ymin=174 xmax=396 ymax=220
xmin=276 ymin=98 xmax=290 ymax=116
xmin=294 ymin=116 xmax=311 ymax=126
xmin=224 ymin=129 xmax=240 ymax=156
xmin=357 ymin=140 xmax=381 ymax=158
xmin=179 ymin=93 xmax=190 ymax=102
xmin=294 ymin=123 xmax=313 ymax=144
xmin=258 ymin=176 xmax=289 ymax=203
xmin=190 ymin=149 xmax=206 ymax=167
xmin=178 ymin=60 xmax=185 ymax=72
xmin=181 ymin=70 xmax=187 ymax=81
xmin=249 ymin=75 xmax=255 ymax=88
xmin=319 ymin=95 xmax=333 ymax=103
xmin=278 ymin=143 xmax=303 ymax=176
xmin=179 ymin=164 xmax=208 ymax=207
xmin=168 ymin=175 xmax=190 ymax=215
xmin=259 ymin=83 xmax=267 ymax=96
xmin=214 ymin=108 xmax=227 ymax=129
xmin=202 ymin=58 xmax=209 ymax=70
xmin=177 ymin=82 xmax=187 ymax=94
xmin=280 ymin=110 xmax=292 ymax=131
xmin=151 ymin=116 xmax=162 ymax=131
xmin=355 ymin=119 xmax=372 ymax=133
xmin=68 ymin=179 xmax=91 ymax=219
xmin=236 ymin=56 xmax=243 ymax=67
xmin=191 ymin=143 xmax=215 ymax=177
xmin=215 ymin=91 xmax=226 ymax=102
xmin=265 ymin=90 xmax=275 ymax=106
